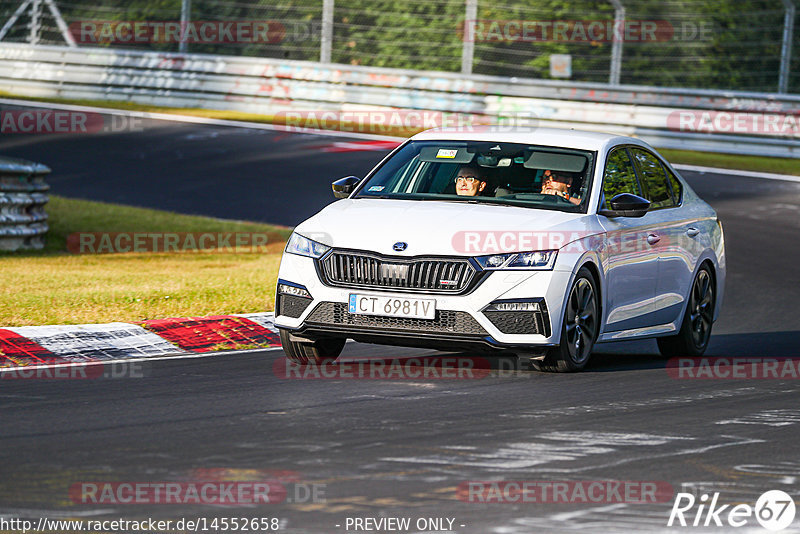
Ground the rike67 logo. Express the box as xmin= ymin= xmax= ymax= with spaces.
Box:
xmin=668 ymin=490 xmax=796 ymax=531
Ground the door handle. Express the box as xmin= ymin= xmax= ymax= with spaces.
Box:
xmin=687 ymin=227 xmax=700 ymax=238
xmin=647 ymin=234 xmax=661 ymax=245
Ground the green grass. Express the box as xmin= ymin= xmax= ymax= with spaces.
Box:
xmin=4 ymin=91 xmax=798 ymax=175
xmin=0 ymin=196 xmax=290 ymax=326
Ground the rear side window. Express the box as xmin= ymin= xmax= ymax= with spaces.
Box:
xmin=666 ymin=167 xmax=683 ymax=205
xmin=631 ymin=148 xmax=674 ymax=210
xmin=602 ymin=148 xmax=641 ymax=205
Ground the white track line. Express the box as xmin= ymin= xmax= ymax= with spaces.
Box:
xmin=0 ymin=97 xmax=404 ymax=142
xmin=673 ymin=163 xmax=800 ymax=183
xmin=3 ymin=97 xmax=799 ymax=182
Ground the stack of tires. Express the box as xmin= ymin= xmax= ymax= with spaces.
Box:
xmin=0 ymin=156 xmax=50 ymax=251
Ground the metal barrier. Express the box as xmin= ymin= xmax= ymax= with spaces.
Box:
xmin=0 ymin=155 xmax=49 ymax=251
xmin=0 ymin=42 xmax=799 ymax=158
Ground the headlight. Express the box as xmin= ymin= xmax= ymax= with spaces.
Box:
xmin=285 ymin=233 xmax=330 ymax=258
xmin=474 ymin=250 xmax=557 ymax=270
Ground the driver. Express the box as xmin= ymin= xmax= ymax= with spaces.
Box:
xmin=454 ymin=164 xmax=488 ymax=197
xmin=541 ymin=170 xmax=580 ymax=205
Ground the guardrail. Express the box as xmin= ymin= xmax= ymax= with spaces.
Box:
xmin=0 ymin=42 xmax=799 ymax=158
xmin=0 ymin=156 xmax=49 ymax=251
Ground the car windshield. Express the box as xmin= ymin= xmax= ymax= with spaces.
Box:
xmin=354 ymin=140 xmax=596 ymax=213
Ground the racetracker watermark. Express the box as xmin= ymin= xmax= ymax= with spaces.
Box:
xmin=69 ymin=470 xmax=325 ymax=506
xmin=273 ymin=357 xmax=496 ymax=380
xmin=0 ymin=110 xmax=142 ymax=134
xmin=451 ymin=230 xmax=676 ymax=255
xmin=67 ymin=232 xmax=277 ymax=254
xmin=69 ymin=482 xmax=285 ymax=505
xmin=667 ymin=357 xmax=800 ymax=379
xmin=274 ymin=110 xmax=538 ymax=133
xmin=667 ymin=110 xmax=800 ymax=137
xmin=457 ymin=481 xmax=674 ymax=504
xmin=462 ymin=20 xmax=713 ymax=42
xmin=70 ymin=21 xmax=286 ymax=44
xmin=0 ymin=361 xmax=148 ymax=380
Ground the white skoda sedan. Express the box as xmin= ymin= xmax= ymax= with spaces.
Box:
xmin=274 ymin=128 xmax=725 ymax=372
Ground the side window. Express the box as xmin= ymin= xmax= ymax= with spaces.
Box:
xmin=631 ymin=148 xmax=674 ymax=210
xmin=666 ymin=167 xmax=683 ymax=205
xmin=602 ymin=148 xmax=641 ymax=206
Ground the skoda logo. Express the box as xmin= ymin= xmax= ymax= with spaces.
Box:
xmin=393 ymin=242 xmax=408 ymax=252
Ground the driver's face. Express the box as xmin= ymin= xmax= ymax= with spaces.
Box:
xmin=542 ymin=171 xmax=572 ymax=193
xmin=455 ymin=170 xmax=486 ymax=196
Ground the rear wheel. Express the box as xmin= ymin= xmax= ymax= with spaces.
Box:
xmin=657 ymin=266 xmax=715 ymax=358
xmin=532 ymin=267 xmax=599 ymax=373
xmin=279 ymin=328 xmax=345 ymax=365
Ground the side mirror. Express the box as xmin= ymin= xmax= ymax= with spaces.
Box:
xmin=332 ymin=176 xmax=361 ymax=199
xmin=598 ymin=193 xmax=651 ymax=218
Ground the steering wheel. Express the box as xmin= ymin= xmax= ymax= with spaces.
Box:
xmin=541 ymin=191 xmax=574 ymax=204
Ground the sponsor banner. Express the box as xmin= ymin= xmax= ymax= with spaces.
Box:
xmin=70 ymin=21 xmax=285 ymax=45
xmin=458 ymin=480 xmax=674 ymax=503
xmin=274 ymin=357 xmax=493 ymax=380
xmin=67 ymin=232 xmax=278 ymax=254
xmin=667 ymin=357 xmax=800 ymax=379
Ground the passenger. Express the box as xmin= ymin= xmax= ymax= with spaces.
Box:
xmin=454 ymin=164 xmax=488 ymax=197
xmin=541 ymin=170 xmax=581 ymax=205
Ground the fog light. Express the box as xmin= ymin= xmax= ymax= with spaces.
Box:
xmin=482 ymin=298 xmax=550 ymax=336
xmin=278 ymin=283 xmax=311 ymax=299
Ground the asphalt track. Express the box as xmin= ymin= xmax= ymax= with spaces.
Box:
xmin=2 ymin=112 xmax=800 ymax=533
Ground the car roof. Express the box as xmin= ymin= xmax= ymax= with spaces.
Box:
xmin=409 ymin=127 xmax=646 ymax=152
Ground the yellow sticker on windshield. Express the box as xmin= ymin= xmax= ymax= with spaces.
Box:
xmin=436 ymin=149 xmax=458 ymax=159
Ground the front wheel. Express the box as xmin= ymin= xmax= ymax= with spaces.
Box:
xmin=657 ymin=266 xmax=715 ymax=358
xmin=532 ymin=267 xmax=600 ymax=373
xmin=279 ymin=328 xmax=345 ymax=365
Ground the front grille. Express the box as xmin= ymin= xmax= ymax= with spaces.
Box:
xmin=305 ymin=302 xmax=488 ymax=336
xmin=277 ymin=294 xmax=312 ymax=318
xmin=319 ymin=251 xmax=476 ymax=293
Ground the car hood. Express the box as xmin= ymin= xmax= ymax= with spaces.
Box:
xmin=294 ymin=199 xmax=602 ymax=257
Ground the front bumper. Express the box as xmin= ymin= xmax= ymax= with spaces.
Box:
xmin=275 ymin=252 xmax=573 ymax=349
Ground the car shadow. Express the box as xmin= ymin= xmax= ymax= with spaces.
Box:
xmin=333 ymin=331 xmax=800 ymax=375
xmin=582 ymin=330 xmax=800 ymax=373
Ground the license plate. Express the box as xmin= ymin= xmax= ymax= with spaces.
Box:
xmin=348 ymin=294 xmax=436 ymax=320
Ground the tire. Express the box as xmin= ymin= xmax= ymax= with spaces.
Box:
xmin=657 ymin=265 xmax=715 ymax=358
xmin=279 ymin=328 xmax=345 ymax=365
xmin=532 ymin=266 xmax=600 ymax=373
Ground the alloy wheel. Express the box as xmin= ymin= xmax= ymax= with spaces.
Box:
xmin=564 ymin=277 xmax=598 ymax=365
xmin=689 ymin=270 xmax=714 ymax=349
